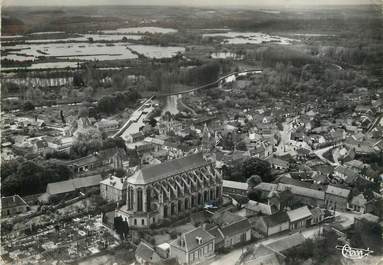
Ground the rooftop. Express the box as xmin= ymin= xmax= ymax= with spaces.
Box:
xmin=287 ymin=206 xmax=312 ymax=223
xmin=223 ymin=180 xmax=248 ymax=191
xmin=326 ymin=185 xmax=350 ymax=198
xmin=170 ymin=227 xmax=215 ymax=252
xmin=100 ymin=176 xmax=127 ymax=190
xmin=262 ymin=211 xmax=289 ymax=227
xmin=127 ymin=153 xmax=209 ymax=185
xmin=47 ymin=175 xmax=102 ymax=195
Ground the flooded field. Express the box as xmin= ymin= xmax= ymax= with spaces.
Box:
xmin=3 ymin=62 xmax=80 ymax=71
xmin=2 ymin=42 xmax=184 ymax=66
xmin=203 ymin=31 xmax=297 ymax=45
xmin=1 ymin=26 xmax=183 ymax=70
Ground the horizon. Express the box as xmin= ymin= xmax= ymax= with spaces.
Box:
xmin=2 ymin=0 xmax=379 ymax=7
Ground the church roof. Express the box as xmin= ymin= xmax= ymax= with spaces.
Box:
xmin=127 ymin=153 xmax=209 ymax=185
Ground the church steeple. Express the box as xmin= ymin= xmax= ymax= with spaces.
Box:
xmin=201 ymin=123 xmax=211 ymax=151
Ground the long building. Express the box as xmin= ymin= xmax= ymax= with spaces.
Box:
xmin=116 ymin=153 xmax=223 ymax=228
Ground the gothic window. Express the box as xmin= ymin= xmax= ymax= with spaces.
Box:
xmin=137 ymin=188 xmax=143 ymax=212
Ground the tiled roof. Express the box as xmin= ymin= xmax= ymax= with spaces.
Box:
xmin=127 ymin=153 xmax=209 ymax=185
xmin=326 ymin=185 xmax=350 ymax=198
xmin=47 ymin=175 xmax=101 ymax=195
xmin=135 ymin=241 xmax=162 ymax=263
xmin=207 ymin=226 xmax=224 ymax=244
xmin=310 ymin=207 xmax=323 ymax=218
xmin=223 ymin=180 xmax=248 ymax=191
xmin=277 ymin=183 xmax=325 ymax=200
xmin=245 ymin=200 xmax=273 ymax=215
xmin=254 ymin=182 xmax=277 ymax=192
xmin=262 ymin=211 xmax=289 ymax=227
xmin=221 ymin=218 xmax=251 ymax=238
xmin=351 ymin=194 xmax=367 ymax=207
xmin=100 ymin=176 xmax=127 ymax=190
xmin=287 ymin=206 xmax=312 ymax=223
xmin=212 ymin=211 xmax=245 ymax=227
xmin=170 ymin=227 xmax=215 ymax=252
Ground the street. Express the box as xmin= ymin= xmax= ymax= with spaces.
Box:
xmin=208 ymin=211 xmax=359 ymax=265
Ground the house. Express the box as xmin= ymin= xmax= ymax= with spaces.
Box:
xmin=287 ymin=206 xmax=312 ymax=230
xmin=33 ymin=139 xmax=49 ymax=155
xmin=347 ymin=193 xmax=376 ymax=214
xmin=135 ymin=241 xmax=163 ymax=265
xmin=44 ymin=174 xmax=102 ymax=202
xmin=266 ymin=157 xmax=289 ymax=170
xmin=223 ymin=180 xmax=248 ymax=197
xmin=95 ymin=119 xmax=119 ymax=133
xmin=310 ymin=207 xmax=325 ymax=225
xmin=169 ymin=227 xmax=215 ymax=265
xmin=296 ymin=148 xmax=311 ymax=161
xmin=333 ymin=166 xmax=359 ymax=183
xmin=344 ymin=160 xmax=369 ymax=172
xmin=277 ymin=183 xmax=325 ymax=208
xmin=254 ymin=211 xmax=290 ymax=236
xmin=355 ymin=105 xmax=373 ymax=115
xmin=325 ymin=185 xmax=350 ymax=211
xmin=207 ymin=226 xmax=225 ymax=250
xmin=127 ymin=132 xmax=146 ymax=143
xmin=212 ymin=212 xmax=251 ymax=248
xmin=58 ymin=148 xmax=127 ymax=173
xmin=245 ymin=200 xmax=276 ymax=216
xmin=46 ymin=136 xmax=74 ymax=153
xmin=100 ymin=175 xmax=127 ymax=203
xmin=1 ymin=195 xmax=29 ymax=218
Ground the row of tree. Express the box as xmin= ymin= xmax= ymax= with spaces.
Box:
xmin=1 ymin=160 xmax=72 ymax=196
xmin=96 ymin=89 xmax=141 ymax=114
xmin=223 ymin=157 xmax=273 ymax=183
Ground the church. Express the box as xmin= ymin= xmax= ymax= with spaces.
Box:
xmin=116 ymin=153 xmax=223 ymax=228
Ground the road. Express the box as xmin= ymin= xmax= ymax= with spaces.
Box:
xmin=112 ymin=96 xmax=154 ymax=139
xmin=208 ymin=211 xmax=358 ymax=265
xmin=313 ymin=144 xmax=342 ymax=166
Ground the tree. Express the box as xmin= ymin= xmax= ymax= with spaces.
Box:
xmin=77 ymin=107 xmax=89 ymax=118
xmin=73 ymin=72 xmax=84 ymax=87
xmin=114 ymin=216 xmax=129 ymax=240
xmin=242 ymin=158 xmax=272 ymax=182
xmin=149 ymin=117 xmax=157 ymax=127
xmin=349 ymin=221 xmax=383 ymax=254
xmin=115 ymin=168 xmax=127 ymax=178
xmin=247 ymin=175 xmax=262 ymax=189
xmin=22 ymin=101 xmax=35 ymax=111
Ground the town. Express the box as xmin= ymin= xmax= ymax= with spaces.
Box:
xmin=1 ymin=3 xmax=383 ymax=265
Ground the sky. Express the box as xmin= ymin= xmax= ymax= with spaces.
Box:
xmin=1 ymin=0 xmax=378 ymax=7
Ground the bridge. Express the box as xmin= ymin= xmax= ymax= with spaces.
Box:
xmin=156 ymin=69 xmax=262 ymax=97
xmin=113 ymin=69 xmax=262 ymax=139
